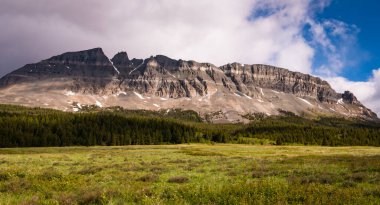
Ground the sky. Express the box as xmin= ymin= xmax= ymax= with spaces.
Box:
xmin=0 ymin=0 xmax=379 ymax=115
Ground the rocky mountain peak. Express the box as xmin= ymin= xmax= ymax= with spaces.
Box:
xmin=45 ymin=47 xmax=110 ymax=66
xmin=137 ymin=55 xmax=180 ymax=73
xmin=146 ymin=58 xmax=160 ymax=68
xmin=111 ymin=52 xmax=130 ymax=66
xmin=154 ymin=55 xmax=178 ymax=67
xmin=130 ymin=58 xmax=144 ymax=67
xmin=342 ymin=91 xmax=359 ymax=104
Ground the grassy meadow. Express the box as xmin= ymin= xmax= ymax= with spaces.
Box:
xmin=0 ymin=144 xmax=379 ymax=204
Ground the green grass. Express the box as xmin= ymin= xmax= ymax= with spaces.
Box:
xmin=0 ymin=144 xmax=379 ymax=204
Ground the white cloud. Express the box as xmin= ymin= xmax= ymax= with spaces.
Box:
xmin=326 ymin=68 xmax=380 ymax=116
xmin=0 ymin=0 xmax=323 ymax=76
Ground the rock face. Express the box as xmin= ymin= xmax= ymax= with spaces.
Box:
xmin=220 ymin=63 xmax=340 ymax=102
xmin=342 ymin=91 xmax=358 ymax=104
xmin=0 ymin=48 xmax=118 ymax=94
xmin=0 ymin=48 xmax=377 ymax=122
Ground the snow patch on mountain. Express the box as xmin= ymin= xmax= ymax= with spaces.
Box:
xmin=133 ymin=92 xmax=144 ymax=100
xmin=95 ymin=101 xmax=103 ymax=107
xmin=109 ymin=59 xmax=120 ymax=74
xmin=243 ymin=94 xmax=253 ymax=100
xmin=129 ymin=60 xmax=145 ymax=75
xmin=297 ymin=97 xmax=313 ymax=106
xmin=64 ymin=91 xmax=76 ymax=96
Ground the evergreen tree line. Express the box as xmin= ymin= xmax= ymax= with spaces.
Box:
xmin=0 ymin=104 xmax=379 ymax=147
xmin=234 ymin=116 xmax=380 ymax=146
xmin=0 ymin=112 xmax=203 ymax=147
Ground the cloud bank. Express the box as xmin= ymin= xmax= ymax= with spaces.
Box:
xmin=0 ymin=0 xmax=319 ymax=75
xmin=0 ymin=0 xmax=379 ymax=115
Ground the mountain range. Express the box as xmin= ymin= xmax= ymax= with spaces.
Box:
xmin=0 ymin=47 xmax=377 ymax=123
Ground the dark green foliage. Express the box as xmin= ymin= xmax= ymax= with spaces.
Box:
xmin=234 ymin=115 xmax=380 ymax=146
xmin=0 ymin=104 xmax=211 ymax=147
xmin=0 ymin=113 xmax=197 ymax=147
xmin=85 ymin=106 xmax=203 ymax=122
xmin=0 ymin=104 xmax=379 ymax=147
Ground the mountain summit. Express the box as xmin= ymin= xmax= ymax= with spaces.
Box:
xmin=0 ymin=48 xmax=377 ymax=122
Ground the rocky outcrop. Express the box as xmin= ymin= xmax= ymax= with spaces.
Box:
xmin=0 ymin=48 xmax=117 ymax=94
xmin=220 ymin=63 xmax=340 ymax=103
xmin=342 ymin=91 xmax=359 ymax=104
xmin=46 ymin=47 xmax=110 ymax=66
xmin=111 ymin=52 xmax=130 ymax=65
xmin=114 ymin=56 xmax=343 ymax=104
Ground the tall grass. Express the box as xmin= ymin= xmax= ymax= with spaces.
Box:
xmin=0 ymin=144 xmax=379 ymax=204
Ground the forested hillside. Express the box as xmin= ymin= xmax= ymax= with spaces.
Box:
xmin=0 ymin=104 xmax=379 ymax=147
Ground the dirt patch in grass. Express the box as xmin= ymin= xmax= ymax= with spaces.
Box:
xmin=77 ymin=189 xmax=104 ymax=205
xmin=52 ymin=193 xmax=77 ymax=205
xmin=1 ymin=178 xmax=31 ymax=193
xmin=39 ymin=169 xmax=62 ymax=181
xmin=287 ymin=172 xmax=343 ymax=185
xmin=168 ymin=176 xmax=189 ymax=183
xmin=179 ymin=148 xmax=225 ymax=157
xmin=150 ymin=166 xmax=167 ymax=173
xmin=77 ymin=167 xmax=103 ymax=175
xmin=121 ymin=165 xmax=145 ymax=172
xmin=168 ymin=159 xmax=188 ymax=164
xmin=137 ymin=174 xmax=159 ymax=182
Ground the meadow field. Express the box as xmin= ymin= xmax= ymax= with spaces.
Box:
xmin=0 ymin=144 xmax=379 ymax=204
